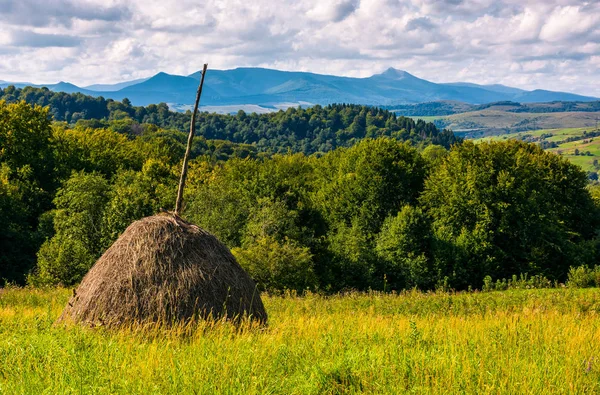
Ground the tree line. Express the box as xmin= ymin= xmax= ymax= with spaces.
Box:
xmin=0 ymin=86 xmax=459 ymax=154
xmin=1 ymin=100 xmax=599 ymax=291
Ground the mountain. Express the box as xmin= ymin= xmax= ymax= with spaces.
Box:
xmin=48 ymin=82 xmax=98 ymax=95
xmin=512 ymin=89 xmax=596 ymax=103
xmin=443 ymin=82 xmax=526 ymax=95
xmin=113 ymin=72 xmax=221 ymax=106
xmin=83 ymin=78 xmax=149 ymax=92
xmin=0 ymin=80 xmax=96 ymax=95
xmin=1 ymin=67 xmax=597 ymax=108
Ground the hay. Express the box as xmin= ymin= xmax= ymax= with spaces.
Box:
xmin=58 ymin=213 xmax=267 ymax=326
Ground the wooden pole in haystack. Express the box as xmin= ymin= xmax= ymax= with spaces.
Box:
xmin=175 ymin=63 xmax=208 ymax=216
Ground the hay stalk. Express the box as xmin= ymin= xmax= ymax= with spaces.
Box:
xmin=175 ymin=63 xmax=208 ymax=216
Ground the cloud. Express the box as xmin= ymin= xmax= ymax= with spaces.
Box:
xmin=405 ymin=17 xmax=435 ymax=31
xmin=0 ymin=0 xmax=131 ymax=27
xmin=539 ymin=5 xmax=599 ymax=42
xmin=9 ymin=30 xmax=81 ymax=47
xmin=0 ymin=0 xmax=598 ymax=97
xmin=307 ymin=0 xmax=360 ymax=22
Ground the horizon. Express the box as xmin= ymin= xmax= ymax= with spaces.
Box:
xmin=1 ymin=66 xmax=595 ymax=98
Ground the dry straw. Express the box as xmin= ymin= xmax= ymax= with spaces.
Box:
xmin=58 ymin=214 xmax=266 ymax=326
xmin=58 ymin=65 xmax=268 ymax=326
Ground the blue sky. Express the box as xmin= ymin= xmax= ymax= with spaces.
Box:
xmin=0 ymin=0 xmax=598 ymax=96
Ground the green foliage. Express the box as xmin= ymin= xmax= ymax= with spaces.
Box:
xmin=52 ymin=126 xmax=146 ymax=177
xmin=421 ymin=140 xmax=600 ymax=287
xmin=233 ymin=198 xmax=316 ymax=292
xmin=376 ymin=206 xmax=434 ymax=289
xmin=0 ymin=101 xmax=55 ymax=191
xmin=33 ymin=235 xmax=95 ymax=286
xmin=420 ymin=144 xmax=448 ymax=168
xmin=0 ymin=101 xmax=55 ymax=283
xmin=232 ymin=237 xmax=315 ymax=293
xmin=567 ymin=265 xmax=600 ymax=288
xmin=0 ymin=87 xmax=461 ymax=154
xmin=3 ymin=99 xmax=600 ymax=292
xmin=314 ymin=139 xmax=427 ymax=233
xmin=186 ymin=154 xmax=317 ymax=248
xmin=31 ymin=172 xmax=110 ymax=285
xmin=0 ymin=163 xmax=40 ymax=283
xmin=481 ymin=273 xmax=554 ymax=292
xmin=313 ymin=139 xmax=428 ymax=290
xmin=101 ymin=164 xmax=176 ymax=244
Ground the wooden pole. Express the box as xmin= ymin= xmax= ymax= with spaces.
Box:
xmin=175 ymin=63 xmax=208 ymax=216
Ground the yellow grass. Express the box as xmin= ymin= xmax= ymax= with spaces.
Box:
xmin=1 ymin=287 xmax=600 ymax=394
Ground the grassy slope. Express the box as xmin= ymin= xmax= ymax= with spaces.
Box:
xmin=2 ymin=288 xmax=600 ymax=394
xmin=476 ymin=127 xmax=600 ymax=172
xmin=411 ymin=110 xmax=600 ymax=136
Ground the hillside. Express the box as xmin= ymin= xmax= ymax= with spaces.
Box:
xmin=476 ymin=127 xmax=600 ymax=174
xmin=1 ymin=67 xmax=597 ymax=108
xmin=0 ymin=86 xmax=460 ymax=156
xmin=414 ymin=109 xmax=600 ymax=138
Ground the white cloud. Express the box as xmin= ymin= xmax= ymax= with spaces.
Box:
xmin=539 ymin=5 xmax=598 ymax=42
xmin=0 ymin=0 xmax=598 ymax=96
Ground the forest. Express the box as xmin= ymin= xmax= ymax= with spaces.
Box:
xmin=0 ymin=85 xmax=459 ymax=154
xmin=2 ymin=99 xmax=599 ymax=291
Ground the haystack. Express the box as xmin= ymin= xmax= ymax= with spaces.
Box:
xmin=58 ymin=64 xmax=266 ymax=327
xmin=58 ymin=213 xmax=267 ymax=326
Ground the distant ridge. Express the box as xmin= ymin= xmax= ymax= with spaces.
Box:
xmin=84 ymin=78 xmax=149 ymax=92
xmin=1 ymin=67 xmax=597 ymax=108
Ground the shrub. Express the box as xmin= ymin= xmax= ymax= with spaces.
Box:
xmin=232 ymin=236 xmax=316 ymax=293
xmin=32 ymin=235 xmax=95 ymax=286
xmin=482 ymin=274 xmax=554 ymax=291
xmin=567 ymin=265 xmax=600 ymax=288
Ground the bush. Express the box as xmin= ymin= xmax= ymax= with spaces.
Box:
xmin=482 ymin=274 xmax=554 ymax=292
xmin=232 ymin=236 xmax=316 ymax=293
xmin=567 ymin=265 xmax=600 ymax=288
xmin=32 ymin=235 xmax=95 ymax=286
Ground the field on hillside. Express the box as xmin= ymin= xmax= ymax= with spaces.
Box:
xmin=411 ymin=110 xmax=600 ymax=138
xmin=475 ymin=127 xmax=600 ymax=173
xmin=2 ymin=288 xmax=600 ymax=394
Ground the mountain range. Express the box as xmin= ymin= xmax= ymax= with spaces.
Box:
xmin=1 ymin=67 xmax=597 ymax=110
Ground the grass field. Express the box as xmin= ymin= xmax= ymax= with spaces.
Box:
xmin=474 ymin=127 xmax=600 ymax=173
xmin=2 ymin=288 xmax=600 ymax=394
xmin=410 ymin=110 xmax=600 ymax=136
xmin=477 ymin=127 xmax=591 ymax=143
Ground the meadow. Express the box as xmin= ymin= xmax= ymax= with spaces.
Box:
xmin=2 ymin=287 xmax=600 ymax=394
xmin=411 ymin=110 xmax=600 ymax=136
xmin=475 ymin=127 xmax=600 ymax=173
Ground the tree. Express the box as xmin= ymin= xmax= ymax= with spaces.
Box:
xmin=376 ymin=205 xmax=434 ymax=290
xmin=312 ymin=138 xmax=429 ymax=290
xmin=231 ymin=197 xmax=317 ymax=292
xmin=421 ymin=140 xmax=599 ymax=287
xmin=31 ymin=171 xmax=110 ymax=285
xmin=0 ymin=101 xmax=56 ymax=283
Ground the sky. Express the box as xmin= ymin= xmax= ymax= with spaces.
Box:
xmin=0 ymin=0 xmax=599 ymax=96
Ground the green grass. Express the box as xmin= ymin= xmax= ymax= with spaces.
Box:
xmin=440 ymin=110 xmax=600 ymax=133
xmin=2 ymin=287 xmax=600 ymax=394
xmin=474 ymin=127 xmax=600 ymax=172
xmin=476 ymin=127 xmax=591 ymax=142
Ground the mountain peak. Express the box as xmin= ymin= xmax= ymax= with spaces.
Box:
xmin=53 ymin=81 xmax=79 ymax=88
xmin=376 ymin=67 xmax=416 ymax=80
